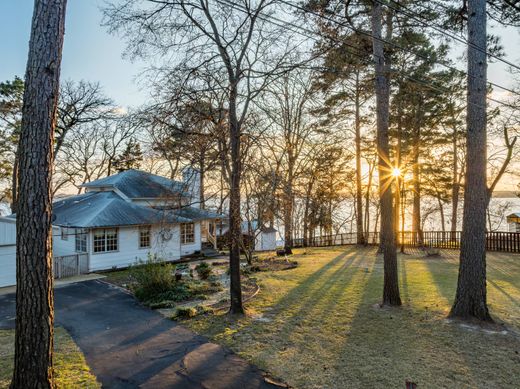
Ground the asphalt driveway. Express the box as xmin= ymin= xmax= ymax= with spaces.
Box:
xmin=0 ymin=280 xmax=282 ymax=389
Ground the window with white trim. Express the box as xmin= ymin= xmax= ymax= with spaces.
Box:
xmin=75 ymin=229 xmax=87 ymax=252
xmin=139 ymin=225 xmax=151 ymax=248
xmin=61 ymin=227 xmax=68 ymax=241
xmin=181 ymin=223 xmax=195 ymax=244
xmin=93 ymin=228 xmax=118 ymax=253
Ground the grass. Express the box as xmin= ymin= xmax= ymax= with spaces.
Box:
xmin=0 ymin=327 xmax=99 ymax=389
xmin=183 ymin=246 xmax=520 ymax=388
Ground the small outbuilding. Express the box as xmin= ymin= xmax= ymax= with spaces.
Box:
xmin=254 ymin=226 xmax=278 ymax=251
xmin=217 ymin=220 xmax=278 ymax=252
xmin=507 ymin=213 xmax=520 ymax=232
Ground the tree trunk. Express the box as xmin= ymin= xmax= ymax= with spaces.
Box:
xmin=364 ymin=162 xmax=375 ymax=243
xmin=228 ymin=82 xmax=244 ymax=315
xmin=283 ymin=159 xmax=294 ymax=254
xmin=10 ymin=151 xmax=19 ymax=214
xmin=354 ymin=73 xmax=364 ymax=245
xmin=449 ymin=0 xmax=492 ymax=322
xmin=451 ymin=127 xmax=460 ymax=238
xmin=372 ymin=1 xmax=401 ymax=306
xmin=412 ymin=149 xmax=422 ymax=244
xmin=400 ymin=187 xmax=406 ymax=253
xmin=438 ymin=197 xmax=446 ymax=233
xmin=199 ymin=153 xmax=205 ymax=209
xmin=11 ymin=1 xmax=67 ymax=388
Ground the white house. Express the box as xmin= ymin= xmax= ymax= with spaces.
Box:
xmin=0 ymin=168 xmax=221 ymax=287
xmin=0 ymin=217 xmax=16 ymax=287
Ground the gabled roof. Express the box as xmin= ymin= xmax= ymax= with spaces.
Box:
xmin=52 ymin=191 xmax=191 ymax=228
xmin=81 ymin=169 xmax=188 ymax=199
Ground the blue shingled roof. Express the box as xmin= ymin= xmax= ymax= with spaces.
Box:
xmin=81 ymin=169 xmax=188 ymax=199
xmin=52 ymin=191 xmax=191 ymax=228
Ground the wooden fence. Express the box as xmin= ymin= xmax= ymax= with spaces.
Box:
xmin=293 ymin=231 xmax=520 ymax=253
xmin=53 ymin=253 xmax=89 ymax=279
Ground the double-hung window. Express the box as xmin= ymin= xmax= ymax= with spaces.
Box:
xmin=181 ymin=223 xmax=195 ymax=244
xmin=93 ymin=228 xmax=118 ymax=253
xmin=75 ymin=229 xmax=88 ymax=252
xmin=139 ymin=225 xmax=151 ymax=249
xmin=61 ymin=227 xmax=68 ymax=240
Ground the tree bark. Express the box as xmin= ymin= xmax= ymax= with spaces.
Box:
xmin=371 ymin=1 xmax=401 ymax=306
xmin=412 ymin=145 xmax=422 ymax=244
xmin=354 ymin=72 xmax=365 ymax=245
xmin=11 ymin=1 xmax=67 ymax=388
xmin=451 ymin=126 xmax=460 ymax=238
xmin=449 ymin=0 xmax=492 ymax=321
xmin=228 ymin=81 xmax=244 ymax=314
xmin=283 ymin=160 xmax=294 ymax=254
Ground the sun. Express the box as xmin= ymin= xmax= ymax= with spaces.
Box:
xmin=392 ymin=167 xmax=401 ymax=177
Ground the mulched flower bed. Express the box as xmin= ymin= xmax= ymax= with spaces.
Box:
xmin=248 ymin=259 xmax=298 ymax=272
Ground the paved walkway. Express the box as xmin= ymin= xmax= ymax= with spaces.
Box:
xmin=0 ymin=273 xmax=106 ymax=296
xmin=0 ymin=280 xmax=283 ymax=388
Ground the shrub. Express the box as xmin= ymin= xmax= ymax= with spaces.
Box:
xmin=130 ymin=255 xmax=175 ymax=301
xmin=172 ymin=305 xmax=214 ymax=320
xmin=195 ymin=262 xmax=212 ymax=280
xmin=173 ymin=307 xmax=197 ymax=319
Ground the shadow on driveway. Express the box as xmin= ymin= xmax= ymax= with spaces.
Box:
xmin=0 ymin=280 xmax=282 ymax=389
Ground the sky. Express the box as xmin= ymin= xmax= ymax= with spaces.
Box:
xmin=1 ymin=1 xmax=519 ymax=108
xmin=1 ymin=1 xmax=520 ymax=194
xmin=0 ymin=0 xmax=148 ymax=108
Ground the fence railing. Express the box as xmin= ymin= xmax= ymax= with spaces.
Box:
xmin=293 ymin=231 xmax=520 ymax=253
xmin=53 ymin=253 xmax=89 ymax=279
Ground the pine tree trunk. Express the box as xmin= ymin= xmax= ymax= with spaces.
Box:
xmin=354 ymin=74 xmax=364 ymax=245
xmin=451 ymin=128 xmax=460 ymax=238
xmin=371 ymin=1 xmax=401 ymax=306
xmin=449 ymin=0 xmax=492 ymax=322
xmin=412 ymin=150 xmax=422 ymax=244
xmin=11 ymin=1 xmax=67 ymax=388
xmin=228 ymin=82 xmax=244 ymax=315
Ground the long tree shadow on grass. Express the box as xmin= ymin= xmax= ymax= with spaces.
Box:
xmin=265 ymin=248 xmax=368 ymax=329
xmin=338 ymin=251 xmax=520 ymax=388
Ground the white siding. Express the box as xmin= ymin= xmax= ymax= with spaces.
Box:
xmin=0 ymin=218 xmax=16 ymax=246
xmin=88 ymin=224 xmax=187 ymax=271
xmin=0 ymin=244 xmax=16 ymax=287
xmin=255 ymin=231 xmax=277 ymax=251
xmin=52 ymin=226 xmax=77 ymax=257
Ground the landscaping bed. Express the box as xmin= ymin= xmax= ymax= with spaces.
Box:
xmin=103 ymin=258 xmax=263 ymax=320
xmin=247 ymin=258 xmax=298 ymax=272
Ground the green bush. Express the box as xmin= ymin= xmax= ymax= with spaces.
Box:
xmin=130 ymin=255 xmax=175 ymax=301
xmin=195 ymin=262 xmax=212 ymax=280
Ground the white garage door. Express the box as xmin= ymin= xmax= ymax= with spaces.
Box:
xmin=0 ymin=245 xmax=16 ymax=287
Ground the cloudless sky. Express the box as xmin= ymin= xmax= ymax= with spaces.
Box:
xmin=0 ymin=0 xmax=147 ymax=108
xmin=0 ymin=2 xmax=519 ymax=109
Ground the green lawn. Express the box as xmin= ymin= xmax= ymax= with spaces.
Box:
xmin=0 ymin=327 xmax=99 ymax=389
xmin=184 ymin=246 xmax=520 ymax=388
